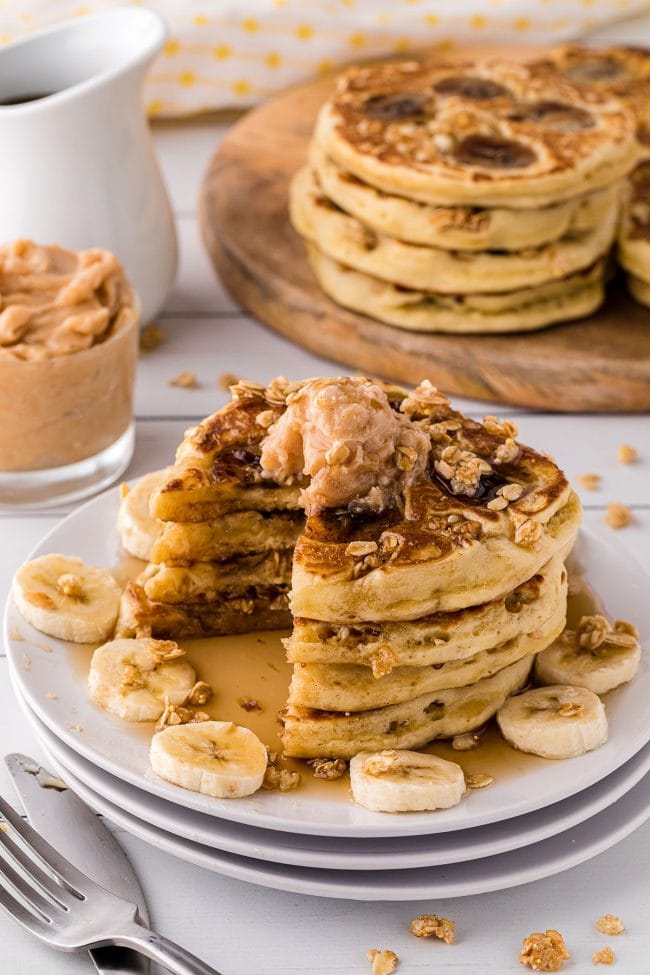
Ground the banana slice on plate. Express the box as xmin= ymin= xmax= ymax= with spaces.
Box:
xmin=88 ymin=638 xmax=196 ymax=721
xmin=534 ymin=618 xmax=641 ymax=695
xmin=150 ymin=721 xmax=268 ymax=798
xmin=117 ymin=469 xmax=168 ymax=561
xmin=13 ymin=554 xmax=122 ymax=643
xmin=497 ymin=685 xmax=608 ymax=760
xmin=350 ymin=749 xmax=466 ymax=813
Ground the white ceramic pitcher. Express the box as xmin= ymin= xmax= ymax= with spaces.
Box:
xmin=0 ymin=7 xmax=177 ymax=322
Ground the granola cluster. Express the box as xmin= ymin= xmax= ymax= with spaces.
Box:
xmin=562 ymin=615 xmax=639 ymax=653
xmin=409 ymin=913 xmax=456 ymax=944
xmin=520 ymin=929 xmax=570 ymax=972
xmin=367 ymin=948 xmax=398 ymax=975
xmin=595 ymin=914 xmax=625 ymax=936
xmin=307 ymin=757 xmax=348 ymax=780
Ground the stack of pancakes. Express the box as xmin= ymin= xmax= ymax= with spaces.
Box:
xmin=538 ymin=44 xmax=650 ymax=308
xmin=289 ymin=56 xmax=638 ymax=334
xmin=117 ymin=377 xmax=581 ymax=761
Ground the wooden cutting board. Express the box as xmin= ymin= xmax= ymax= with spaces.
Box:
xmin=199 ymin=66 xmax=650 ymax=412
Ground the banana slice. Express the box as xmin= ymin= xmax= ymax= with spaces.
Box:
xmin=13 ymin=554 xmax=122 ymax=643
xmin=88 ymin=638 xmax=196 ymax=721
xmin=150 ymin=721 xmax=268 ymax=798
xmin=497 ymin=685 xmax=608 ymax=760
xmin=117 ymin=469 xmax=167 ymax=561
xmin=350 ymin=749 xmax=465 ymax=813
xmin=534 ymin=617 xmax=641 ymax=695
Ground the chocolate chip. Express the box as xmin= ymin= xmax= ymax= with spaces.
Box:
xmin=433 ymin=76 xmax=511 ymax=100
xmin=508 ymin=100 xmax=595 ymax=131
xmin=454 ymin=134 xmax=536 ymax=169
xmin=362 ymin=91 xmax=430 ymax=121
xmin=565 ymin=57 xmax=628 ymax=83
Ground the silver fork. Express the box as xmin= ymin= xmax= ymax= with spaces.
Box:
xmin=0 ymin=794 xmax=222 ymax=975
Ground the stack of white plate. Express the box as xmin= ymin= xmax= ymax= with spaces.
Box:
xmin=4 ymin=490 xmax=650 ymax=900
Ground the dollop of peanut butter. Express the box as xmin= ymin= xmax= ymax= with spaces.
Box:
xmin=260 ymin=377 xmax=429 ymax=514
xmin=0 ymin=239 xmax=135 ymax=360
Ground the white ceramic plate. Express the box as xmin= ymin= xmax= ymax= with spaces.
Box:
xmin=5 ymin=485 xmax=650 ymax=838
xmin=36 ymin=730 xmax=650 ymax=901
xmin=22 ymin=699 xmax=650 ymax=872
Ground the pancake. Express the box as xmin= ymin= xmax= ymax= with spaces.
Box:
xmin=288 ymin=596 xmax=565 ymax=711
xmin=315 ymin=57 xmax=635 ymax=207
xmin=291 ymin=165 xmax=619 ymax=294
xmin=151 ymin=510 xmax=304 ymax=564
xmin=292 ymin=486 xmax=579 ymax=623
xmin=280 ymin=654 xmax=532 ymax=758
xmin=618 ymin=160 xmax=650 ymax=287
xmin=139 ymin=549 xmax=293 ymax=604
xmin=310 ymin=144 xmax=621 ymax=251
xmin=306 ymin=246 xmax=605 ymax=334
xmin=287 ymin=553 xmax=567 ymax=672
xmin=116 ymin=581 xmax=291 ymax=640
xmin=538 ymin=44 xmax=650 ymax=155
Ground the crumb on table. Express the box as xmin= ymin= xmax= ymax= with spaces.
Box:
xmin=367 ymin=948 xmax=398 ymax=975
xmin=578 ymin=473 xmax=601 ymax=491
xmin=139 ymin=323 xmax=166 ymax=352
xmin=618 ymin=444 xmax=637 ymax=465
xmin=604 ymin=504 xmax=633 ymax=530
xmin=169 ymin=371 xmax=198 ymax=389
xmin=595 ymin=915 xmax=625 ymax=936
xmin=519 ymin=929 xmax=570 ymax=972
xmin=409 ymin=913 xmax=456 ymax=944
xmin=592 ymin=946 xmax=615 ymax=965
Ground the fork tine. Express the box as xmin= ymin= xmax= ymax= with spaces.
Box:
xmin=0 ymin=796 xmax=87 ymax=898
xmin=0 ymin=881 xmax=50 ymax=937
xmin=0 ymin=827 xmax=71 ymax=909
xmin=0 ymin=853 xmax=56 ymax=921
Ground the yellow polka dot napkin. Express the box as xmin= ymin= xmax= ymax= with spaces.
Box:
xmin=2 ymin=0 xmax=650 ymax=116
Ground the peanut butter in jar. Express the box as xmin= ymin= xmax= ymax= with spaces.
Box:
xmin=0 ymin=240 xmax=139 ymax=503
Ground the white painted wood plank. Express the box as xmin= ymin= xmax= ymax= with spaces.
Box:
xmin=162 ymin=215 xmax=241 ymax=316
xmin=152 ymin=118 xmax=228 ymax=216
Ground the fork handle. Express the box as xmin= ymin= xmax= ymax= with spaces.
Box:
xmin=115 ymin=921 xmax=222 ymax=975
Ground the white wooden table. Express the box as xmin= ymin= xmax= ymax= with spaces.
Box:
xmin=1 ymin=118 xmax=649 ymax=974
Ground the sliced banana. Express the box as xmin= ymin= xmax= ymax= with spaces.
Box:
xmin=497 ymin=685 xmax=608 ymax=760
xmin=13 ymin=554 xmax=122 ymax=643
xmin=117 ymin=469 xmax=167 ymax=561
xmin=350 ymin=749 xmax=465 ymax=813
xmin=534 ymin=618 xmax=641 ymax=695
xmin=88 ymin=638 xmax=196 ymax=721
xmin=150 ymin=721 xmax=268 ymax=799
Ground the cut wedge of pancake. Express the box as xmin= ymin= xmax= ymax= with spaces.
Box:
xmin=116 ymin=582 xmax=291 ymax=640
xmin=139 ymin=549 xmax=293 ymax=604
xmin=288 ymin=595 xmax=566 ymax=711
xmin=310 ymin=144 xmax=621 ymax=251
xmin=151 ymin=510 xmax=304 ymax=564
xmin=281 ymin=654 xmax=532 ymax=758
xmin=287 ymin=553 xmax=567 ymax=671
xmin=316 ymin=57 xmax=636 ymax=207
xmin=307 ymin=246 xmax=605 ymax=334
xmin=291 ymin=165 xmax=619 ymax=294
